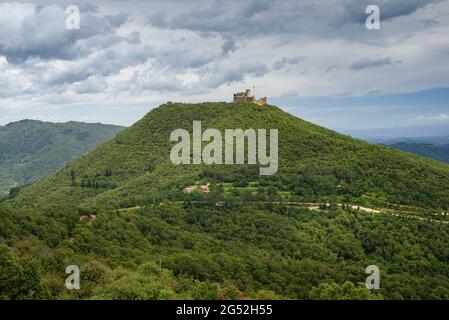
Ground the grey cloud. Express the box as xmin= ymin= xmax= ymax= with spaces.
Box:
xmin=325 ymin=65 xmax=340 ymax=73
xmin=375 ymin=0 xmax=443 ymax=20
xmin=147 ymin=0 xmax=446 ymax=45
xmin=204 ymin=62 xmax=269 ymax=88
xmin=127 ymin=31 xmax=141 ymax=45
xmin=273 ymin=57 xmax=303 ymax=70
xmin=122 ymin=67 xmax=187 ymax=94
xmin=16 ymin=36 xmax=224 ymax=95
xmin=72 ymin=75 xmax=108 ymax=94
xmin=242 ymin=0 xmax=271 ymax=18
xmin=105 ymin=12 xmax=129 ymax=27
xmin=147 ymin=0 xmax=302 ymax=37
xmin=221 ymin=38 xmax=237 ymax=56
xmin=421 ymin=19 xmax=439 ymax=26
xmin=0 ymin=3 xmax=130 ymax=62
xmin=41 ymin=44 xmax=150 ymax=87
xmin=339 ymin=0 xmax=444 ymax=25
xmin=108 ymin=40 xmax=246 ymax=93
xmin=348 ymin=57 xmax=401 ymax=71
xmin=147 ymin=44 xmax=222 ymax=70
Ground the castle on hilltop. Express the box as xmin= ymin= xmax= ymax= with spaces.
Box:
xmin=233 ymin=89 xmax=267 ymax=105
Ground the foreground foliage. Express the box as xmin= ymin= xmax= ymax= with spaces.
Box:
xmin=1 ymin=202 xmax=448 ymax=300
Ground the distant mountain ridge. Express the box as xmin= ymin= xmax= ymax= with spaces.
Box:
xmin=0 ymin=120 xmax=124 ymax=196
xmin=373 ymin=136 xmax=449 ymax=145
xmin=342 ymin=124 xmax=449 ymax=141
xmin=385 ymin=141 xmax=449 ymax=164
xmin=341 ymin=125 xmax=449 ymax=165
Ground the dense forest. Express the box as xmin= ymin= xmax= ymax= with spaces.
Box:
xmin=1 ymin=102 xmax=449 ymax=300
xmin=1 ymin=201 xmax=449 ymax=299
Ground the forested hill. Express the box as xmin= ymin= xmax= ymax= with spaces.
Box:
xmin=0 ymin=120 xmax=124 ymax=197
xmin=8 ymin=102 xmax=449 ymax=213
xmin=2 ymin=102 xmax=449 ymax=300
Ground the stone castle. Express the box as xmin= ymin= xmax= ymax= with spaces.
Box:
xmin=233 ymin=89 xmax=267 ymax=105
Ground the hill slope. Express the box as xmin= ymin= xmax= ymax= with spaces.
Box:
xmin=0 ymin=120 xmax=124 ymax=197
xmin=9 ymin=102 xmax=449 ymax=212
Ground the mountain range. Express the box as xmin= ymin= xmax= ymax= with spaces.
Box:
xmin=385 ymin=141 xmax=449 ymax=164
xmin=343 ymin=124 xmax=449 ymax=141
xmin=343 ymin=127 xmax=449 ymax=166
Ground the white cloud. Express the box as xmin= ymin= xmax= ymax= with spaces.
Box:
xmin=417 ymin=114 xmax=449 ymax=122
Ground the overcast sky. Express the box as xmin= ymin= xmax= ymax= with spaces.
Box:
xmin=0 ymin=0 xmax=448 ymax=132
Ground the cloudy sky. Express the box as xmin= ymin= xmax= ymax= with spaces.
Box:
xmin=0 ymin=0 xmax=448 ymax=133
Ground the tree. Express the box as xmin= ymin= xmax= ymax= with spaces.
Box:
xmin=0 ymin=246 xmax=48 ymax=299
xmin=310 ymin=282 xmax=382 ymax=300
xmin=8 ymin=187 xmax=21 ymax=199
xmin=144 ymin=161 xmax=156 ymax=173
xmin=70 ymin=170 xmax=77 ymax=186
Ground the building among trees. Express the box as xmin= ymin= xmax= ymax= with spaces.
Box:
xmin=183 ymin=182 xmax=211 ymax=193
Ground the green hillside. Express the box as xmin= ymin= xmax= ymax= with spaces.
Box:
xmin=9 ymin=102 xmax=449 ymax=212
xmin=2 ymin=102 xmax=449 ymax=300
xmin=0 ymin=120 xmax=124 ymax=197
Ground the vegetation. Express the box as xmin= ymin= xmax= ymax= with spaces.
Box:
xmin=387 ymin=142 xmax=449 ymax=164
xmin=1 ymin=102 xmax=449 ymax=300
xmin=0 ymin=119 xmax=124 ymax=197
xmin=1 ymin=202 xmax=449 ymax=299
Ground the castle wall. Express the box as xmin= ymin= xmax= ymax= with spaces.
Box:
xmin=233 ymin=90 xmax=267 ymax=105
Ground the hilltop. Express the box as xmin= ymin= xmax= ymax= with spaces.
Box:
xmin=8 ymin=102 xmax=449 ymax=212
xmin=0 ymin=120 xmax=124 ymax=197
